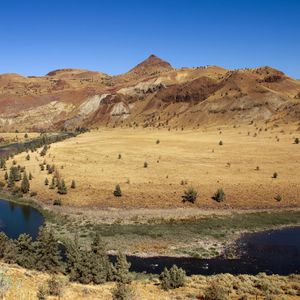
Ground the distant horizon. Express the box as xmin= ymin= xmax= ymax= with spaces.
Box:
xmin=0 ymin=0 xmax=299 ymax=78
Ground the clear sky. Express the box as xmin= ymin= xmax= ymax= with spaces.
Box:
xmin=0 ymin=0 xmax=299 ymax=78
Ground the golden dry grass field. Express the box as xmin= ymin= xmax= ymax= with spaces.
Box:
xmin=3 ymin=124 xmax=300 ymax=209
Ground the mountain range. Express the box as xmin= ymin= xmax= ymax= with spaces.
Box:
xmin=1 ymin=54 xmax=300 ymax=131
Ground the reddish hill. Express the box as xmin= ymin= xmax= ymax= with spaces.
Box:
xmin=0 ymin=56 xmax=300 ymax=131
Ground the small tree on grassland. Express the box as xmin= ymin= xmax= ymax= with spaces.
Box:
xmin=182 ymin=187 xmax=198 ymax=203
xmin=212 ymin=188 xmax=225 ymax=202
xmin=21 ymin=172 xmax=30 ymax=193
xmin=58 ymin=179 xmax=67 ymax=194
xmin=71 ymin=180 xmax=76 ymax=189
xmin=113 ymin=184 xmax=122 ymax=197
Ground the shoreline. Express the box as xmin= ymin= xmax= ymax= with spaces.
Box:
xmin=0 ymin=191 xmax=300 ymax=259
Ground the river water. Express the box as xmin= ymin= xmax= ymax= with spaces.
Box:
xmin=0 ymin=198 xmax=298 ymax=275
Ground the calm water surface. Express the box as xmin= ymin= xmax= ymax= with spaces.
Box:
xmin=0 ymin=199 xmax=44 ymax=239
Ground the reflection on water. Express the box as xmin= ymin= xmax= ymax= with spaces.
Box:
xmin=0 ymin=199 xmax=44 ymax=239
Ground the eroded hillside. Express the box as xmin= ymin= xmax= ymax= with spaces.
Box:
xmin=1 ymin=55 xmax=300 ymax=131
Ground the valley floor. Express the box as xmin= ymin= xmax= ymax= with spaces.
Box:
xmin=2 ymin=124 xmax=300 ymax=210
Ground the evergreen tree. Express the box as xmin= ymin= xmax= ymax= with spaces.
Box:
xmin=0 ymin=232 xmax=9 ymax=258
xmin=49 ymin=177 xmax=55 ymax=189
xmin=29 ymin=172 xmax=33 ymax=180
xmin=58 ymin=179 xmax=67 ymax=194
xmin=159 ymin=265 xmax=186 ymax=290
xmin=10 ymin=166 xmax=21 ymax=181
xmin=0 ymin=158 xmax=6 ymax=169
xmin=71 ymin=180 xmax=76 ymax=189
xmin=112 ymin=282 xmax=133 ymax=300
xmin=26 ymin=154 xmax=30 ymax=161
xmin=21 ymin=171 xmax=30 ymax=193
xmin=4 ymin=171 xmax=8 ymax=181
xmin=45 ymin=178 xmax=49 ymax=185
xmin=65 ymin=235 xmax=83 ymax=282
xmin=3 ymin=240 xmax=18 ymax=264
xmin=78 ymin=250 xmax=94 ymax=284
xmin=15 ymin=233 xmax=36 ymax=269
xmin=7 ymin=171 xmax=15 ymax=188
xmin=90 ymin=232 xmax=113 ymax=283
xmin=113 ymin=252 xmax=132 ymax=284
xmin=113 ymin=184 xmax=122 ymax=197
xmin=35 ymin=226 xmax=62 ymax=273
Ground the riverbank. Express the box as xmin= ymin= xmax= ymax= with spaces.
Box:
xmin=0 ymin=191 xmax=300 ymax=259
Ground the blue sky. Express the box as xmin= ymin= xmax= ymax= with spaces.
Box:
xmin=0 ymin=0 xmax=299 ymax=78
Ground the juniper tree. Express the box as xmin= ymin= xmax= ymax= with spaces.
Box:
xmin=58 ymin=179 xmax=67 ymax=194
xmin=182 ymin=187 xmax=198 ymax=203
xmin=29 ymin=172 xmax=33 ymax=180
xmin=159 ymin=265 xmax=186 ymax=290
xmin=0 ymin=232 xmax=9 ymax=258
xmin=112 ymin=282 xmax=133 ymax=300
xmin=71 ymin=180 xmax=76 ymax=189
xmin=26 ymin=154 xmax=30 ymax=161
xmin=212 ymin=188 xmax=225 ymax=202
xmin=4 ymin=171 xmax=8 ymax=181
xmin=21 ymin=171 xmax=30 ymax=193
xmin=113 ymin=252 xmax=132 ymax=284
xmin=10 ymin=166 xmax=21 ymax=182
xmin=91 ymin=232 xmax=113 ymax=283
xmin=45 ymin=178 xmax=49 ymax=186
xmin=0 ymin=158 xmax=6 ymax=169
xmin=3 ymin=239 xmax=18 ymax=264
xmin=49 ymin=177 xmax=55 ymax=189
xmin=15 ymin=233 xmax=36 ymax=269
xmin=65 ymin=234 xmax=83 ymax=282
xmin=7 ymin=171 xmax=15 ymax=188
xmin=35 ymin=226 xmax=62 ymax=273
xmin=113 ymin=184 xmax=122 ymax=197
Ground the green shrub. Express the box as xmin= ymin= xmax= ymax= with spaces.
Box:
xmin=37 ymin=285 xmax=48 ymax=300
xmin=159 ymin=265 xmax=186 ymax=290
xmin=294 ymin=137 xmax=299 ymax=144
xmin=272 ymin=172 xmax=278 ymax=179
xmin=274 ymin=194 xmax=282 ymax=202
xmin=203 ymin=281 xmax=229 ymax=300
xmin=112 ymin=282 xmax=133 ymax=300
xmin=47 ymin=276 xmax=63 ymax=297
xmin=212 ymin=188 xmax=225 ymax=202
xmin=144 ymin=161 xmax=148 ymax=168
xmin=182 ymin=187 xmax=198 ymax=203
xmin=53 ymin=199 xmax=62 ymax=206
xmin=219 ymin=140 xmax=223 ymax=146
